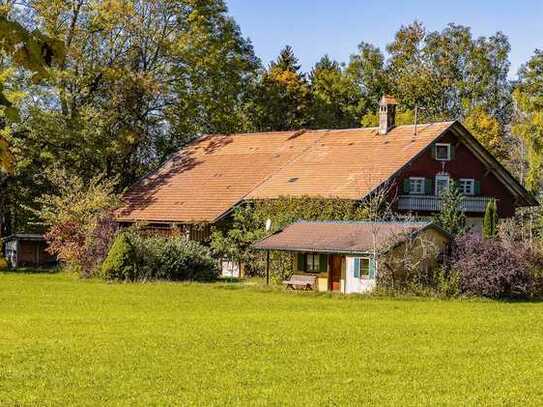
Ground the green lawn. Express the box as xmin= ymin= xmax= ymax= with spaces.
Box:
xmin=1 ymin=272 xmax=543 ymax=406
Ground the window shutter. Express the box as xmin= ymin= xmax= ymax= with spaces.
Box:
xmin=402 ymin=179 xmax=410 ymax=194
xmin=424 ymin=178 xmax=432 ymax=195
xmin=319 ymin=254 xmax=327 ymax=273
xmin=450 ymin=145 xmax=455 ymax=160
xmin=369 ymin=257 xmax=377 ymax=279
xmin=353 ymin=258 xmax=360 ymax=278
xmin=297 ymin=253 xmax=305 ymax=272
xmin=474 ymin=180 xmax=481 ymax=195
xmin=431 ymin=145 xmax=436 ymax=159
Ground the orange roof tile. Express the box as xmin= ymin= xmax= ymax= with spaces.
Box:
xmin=116 ymin=122 xmax=454 ymax=223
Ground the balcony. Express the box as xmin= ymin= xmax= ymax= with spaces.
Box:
xmin=397 ymin=195 xmax=494 ymax=213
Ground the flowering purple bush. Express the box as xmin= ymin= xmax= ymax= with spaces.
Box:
xmin=451 ymin=233 xmax=532 ymax=299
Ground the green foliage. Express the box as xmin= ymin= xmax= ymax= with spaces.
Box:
xmin=100 ymin=233 xmax=135 ymax=281
xmin=33 ymin=168 xmax=119 ymax=275
xmin=0 ymin=255 xmax=7 ymax=270
xmin=251 ymin=45 xmax=311 ymax=131
xmin=211 ymin=196 xmax=380 ymax=278
xmin=483 ymin=199 xmax=499 ymax=239
xmin=433 ymin=183 xmax=466 ymax=236
xmin=102 ymin=231 xmax=218 ymax=282
xmin=464 ymin=107 xmax=509 ymax=163
xmin=513 ymin=50 xmax=543 ymax=192
xmin=308 ymin=55 xmax=362 ymax=129
xmin=2 ymin=0 xmax=259 ymax=236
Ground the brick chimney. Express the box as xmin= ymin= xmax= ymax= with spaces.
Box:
xmin=379 ymin=95 xmax=398 ymax=135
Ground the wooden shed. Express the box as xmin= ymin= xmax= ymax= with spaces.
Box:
xmin=2 ymin=234 xmax=57 ymax=268
xmin=253 ymin=221 xmax=451 ymax=294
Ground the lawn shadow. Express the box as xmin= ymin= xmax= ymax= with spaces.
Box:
xmin=1 ymin=267 xmax=60 ymax=274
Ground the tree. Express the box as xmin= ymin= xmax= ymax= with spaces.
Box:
xmin=2 ymin=0 xmax=259 ymax=234
xmin=33 ymin=168 xmax=119 ymax=276
xmin=384 ymin=22 xmax=512 ymax=124
xmin=433 ymin=183 xmax=466 ymax=236
xmin=251 ymin=45 xmax=311 ymax=131
xmin=483 ymin=199 xmax=498 ymax=239
xmin=464 ymin=107 xmax=509 ymax=162
xmin=308 ymin=55 xmax=361 ymax=129
xmin=512 ymin=49 xmax=543 ymax=193
xmin=346 ymin=42 xmax=387 ymax=115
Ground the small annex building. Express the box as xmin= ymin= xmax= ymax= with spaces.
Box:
xmin=2 ymin=234 xmax=57 ymax=268
xmin=253 ymin=221 xmax=451 ymax=294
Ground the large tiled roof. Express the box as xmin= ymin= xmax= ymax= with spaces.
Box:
xmin=252 ymin=221 xmax=448 ymax=254
xmin=116 ymin=122 xmax=454 ymax=223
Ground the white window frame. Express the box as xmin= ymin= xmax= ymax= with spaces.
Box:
xmin=409 ymin=177 xmax=425 ymax=195
xmin=435 ymin=174 xmax=450 ymax=196
xmin=458 ymin=178 xmax=475 ymax=196
xmin=354 ymin=257 xmax=371 ymax=280
xmin=435 ymin=143 xmax=451 ymax=161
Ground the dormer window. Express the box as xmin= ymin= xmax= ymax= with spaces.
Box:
xmin=435 ymin=143 xmax=451 ymax=161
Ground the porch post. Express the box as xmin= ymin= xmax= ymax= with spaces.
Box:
xmin=266 ymin=250 xmax=270 ymax=285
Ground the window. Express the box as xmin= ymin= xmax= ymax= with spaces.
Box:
xmin=354 ymin=258 xmax=370 ymax=279
xmin=458 ymin=178 xmax=475 ymax=195
xmin=408 ymin=177 xmax=425 ymax=195
xmin=306 ymin=254 xmax=319 ymax=273
xmin=435 ymin=143 xmax=451 ymax=161
xmin=435 ymin=174 xmax=450 ymax=196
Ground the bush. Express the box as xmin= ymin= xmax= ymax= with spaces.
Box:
xmin=0 ymin=256 xmax=8 ymax=270
xmin=100 ymin=233 xmax=138 ymax=281
xmin=101 ymin=232 xmax=218 ymax=282
xmin=451 ymin=234 xmax=533 ymax=299
xmin=35 ymin=168 xmax=119 ymax=277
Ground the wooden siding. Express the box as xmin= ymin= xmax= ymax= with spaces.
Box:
xmin=394 ymin=130 xmax=517 ymax=217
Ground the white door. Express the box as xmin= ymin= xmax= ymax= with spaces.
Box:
xmin=345 ymin=257 xmax=376 ymax=294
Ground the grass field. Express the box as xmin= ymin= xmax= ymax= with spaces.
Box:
xmin=2 ymin=272 xmax=543 ymax=406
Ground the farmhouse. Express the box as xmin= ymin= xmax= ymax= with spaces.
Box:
xmin=117 ymin=96 xmax=537 ymax=239
xmin=253 ymin=221 xmax=451 ymax=294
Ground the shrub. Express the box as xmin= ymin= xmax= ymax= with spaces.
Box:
xmin=451 ymin=234 xmax=533 ymax=299
xmin=35 ymin=168 xmax=119 ymax=276
xmin=376 ymin=233 xmax=443 ymax=296
xmin=100 ymin=233 xmax=137 ymax=281
xmin=0 ymin=256 xmax=8 ymax=270
xmin=101 ymin=231 xmax=218 ymax=282
xmin=157 ymin=237 xmax=217 ymax=281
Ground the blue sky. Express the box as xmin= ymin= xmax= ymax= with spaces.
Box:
xmin=227 ymin=0 xmax=543 ymax=78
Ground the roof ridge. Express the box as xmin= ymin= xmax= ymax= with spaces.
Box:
xmin=293 ymin=220 xmax=431 ymax=225
xmin=203 ymin=121 xmax=456 ymax=138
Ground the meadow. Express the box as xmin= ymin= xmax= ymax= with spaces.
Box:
xmin=1 ymin=271 xmax=543 ymax=406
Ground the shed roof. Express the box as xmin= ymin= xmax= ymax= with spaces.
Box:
xmin=2 ymin=234 xmax=45 ymax=242
xmin=252 ymin=221 xmax=450 ymax=255
xmin=116 ymin=122 xmax=454 ymax=223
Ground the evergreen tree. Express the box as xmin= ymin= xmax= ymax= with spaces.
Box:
xmin=433 ymin=183 xmax=466 ymax=236
xmin=251 ymin=45 xmax=311 ymax=131
xmin=309 ymin=55 xmax=362 ymax=129
xmin=272 ymin=45 xmax=301 ymax=71
xmin=483 ymin=199 xmax=499 ymax=239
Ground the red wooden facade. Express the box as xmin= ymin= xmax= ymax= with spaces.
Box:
xmin=393 ymin=130 xmax=517 ymax=218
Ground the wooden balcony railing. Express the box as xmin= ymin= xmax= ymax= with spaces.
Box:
xmin=397 ymin=195 xmax=494 ymax=213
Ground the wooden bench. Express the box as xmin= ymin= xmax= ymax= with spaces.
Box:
xmin=282 ymin=274 xmax=317 ymax=290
